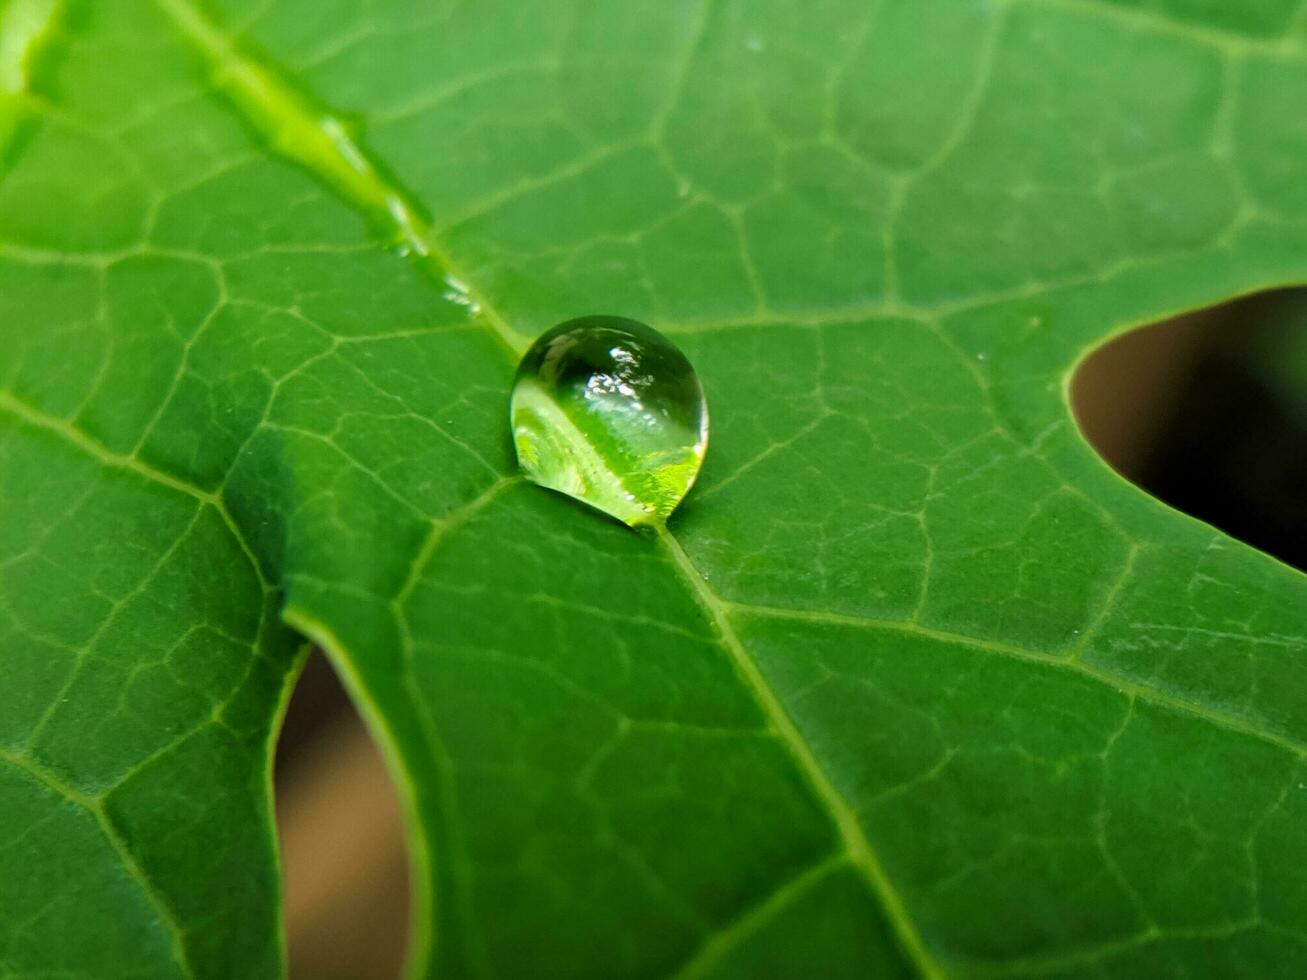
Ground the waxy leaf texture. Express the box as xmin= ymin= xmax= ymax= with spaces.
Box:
xmin=2 ymin=0 xmax=1307 ymax=976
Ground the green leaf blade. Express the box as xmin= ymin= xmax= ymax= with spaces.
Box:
xmin=3 ymin=0 xmax=1307 ymax=976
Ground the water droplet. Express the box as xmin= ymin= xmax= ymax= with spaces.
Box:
xmin=511 ymin=316 xmax=709 ymax=528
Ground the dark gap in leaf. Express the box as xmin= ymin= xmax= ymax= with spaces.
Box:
xmin=275 ymin=651 xmax=409 ymax=979
xmin=1072 ymin=289 xmax=1307 ymax=573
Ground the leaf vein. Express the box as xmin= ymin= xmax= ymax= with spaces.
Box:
xmin=0 ymin=751 xmax=194 ymax=979
xmin=657 ymin=530 xmax=944 ymax=978
xmin=733 ymin=602 xmax=1307 ymax=760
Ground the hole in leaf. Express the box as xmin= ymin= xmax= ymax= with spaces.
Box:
xmin=1071 ymin=289 xmax=1307 ymax=572
xmin=275 ymin=651 xmax=409 ymax=979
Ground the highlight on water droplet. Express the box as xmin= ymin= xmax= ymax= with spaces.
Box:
xmin=510 ymin=315 xmax=708 ymax=528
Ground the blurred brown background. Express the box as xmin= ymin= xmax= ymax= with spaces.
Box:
xmin=1074 ymin=290 xmax=1307 ymax=571
xmin=276 ymin=657 xmax=410 ymax=980
xmin=274 ymin=293 xmax=1307 ymax=979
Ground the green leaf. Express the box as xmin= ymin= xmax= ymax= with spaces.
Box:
xmin=3 ymin=0 xmax=1307 ymax=976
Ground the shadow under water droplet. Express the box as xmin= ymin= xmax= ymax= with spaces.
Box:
xmin=1071 ymin=289 xmax=1307 ymax=573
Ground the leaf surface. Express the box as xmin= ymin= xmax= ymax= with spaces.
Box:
xmin=2 ymin=0 xmax=1307 ymax=976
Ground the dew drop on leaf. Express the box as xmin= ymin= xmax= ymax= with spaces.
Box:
xmin=510 ymin=315 xmax=709 ymax=528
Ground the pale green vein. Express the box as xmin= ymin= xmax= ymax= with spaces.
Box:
xmin=260 ymin=423 xmax=431 ymax=522
xmin=732 ymin=601 xmax=1307 ymax=761
xmin=0 ymin=390 xmax=216 ymax=506
xmin=371 ymin=61 xmax=561 ymax=126
xmin=884 ymin=0 xmax=1008 ymax=258
xmin=129 ymin=262 xmax=229 ymax=459
xmin=438 ymin=139 xmax=639 ymax=230
xmin=393 ymin=476 xmax=521 ymax=608
xmin=150 ymin=0 xmax=529 ymax=361
xmin=691 ymin=411 xmax=834 ymax=503
xmin=23 ymin=505 xmax=207 ymax=751
xmin=657 ymin=235 xmax=1261 ymax=335
xmin=1068 ymin=541 xmax=1140 ymax=661
xmin=0 ymin=749 xmax=193 ymax=979
xmin=1018 ymin=0 xmax=1307 ymax=55
xmin=388 ymin=475 xmax=522 ymax=980
xmin=97 ymin=696 xmax=236 ymax=796
xmin=658 ymin=529 xmax=943 ymax=979
xmin=669 ymin=853 xmax=847 ymax=980
xmin=648 ymin=0 xmax=714 ymax=143
xmin=965 ymin=918 xmax=1267 ymax=977
xmin=0 ymin=390 xmax=270 ymax=591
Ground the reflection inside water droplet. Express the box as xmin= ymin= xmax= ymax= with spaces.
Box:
xmin=510 ymin=316 xmax=709 ymax=528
